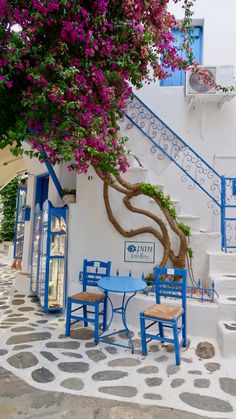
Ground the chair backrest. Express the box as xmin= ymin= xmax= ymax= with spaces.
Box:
xmin=82 ymin=259 xmax=111 ymax=291
xmin=154 ymin=266 xmax=187 ymax=310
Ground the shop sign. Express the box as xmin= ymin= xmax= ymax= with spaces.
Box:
xmin=124 ymin=241 xmax=155 ymax=263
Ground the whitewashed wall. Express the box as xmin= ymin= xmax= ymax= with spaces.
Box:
xmin=130 ymin=0 xmax=236 ymax=232
xmin=21 ymin=0 xmax=236 ymax=287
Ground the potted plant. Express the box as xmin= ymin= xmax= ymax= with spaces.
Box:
xmin=61 ymin=188 xmax=76 ymax=205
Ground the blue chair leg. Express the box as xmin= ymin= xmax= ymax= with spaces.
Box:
xmin=102 ymin=294 xmax=107 ymax=332
xmin=65 ymin=298 xmax=72 ymax=337
xmin=94 ymin=303 xmax=99 ymax=344
xmin=83 ymin=305 xmax=88 ymax=327
xmin=158 ymin=322 xmax=164 ymax=342
xmin=182 ymin=313 xmax=187 ymax=347
xmin=140 ymin=314 xmax=148 ymax=356
xmin=173 ymin=321 xmax=180 ymax=365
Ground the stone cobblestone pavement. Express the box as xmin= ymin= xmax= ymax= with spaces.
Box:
xmin=0 ymin=253 xmax=236 ymax=419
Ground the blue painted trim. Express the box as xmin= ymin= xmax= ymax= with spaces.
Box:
xmin=34 ymin=173 xmax=49 ymax=209
xmin=40 ymin=152 xmax=63 ymax=197
xmin=37 ymin=200 xmax=67 ymax=312
xmin=30 ymin=203 xmax=42 ymax=295
xmin=24 ymin=206 xmax=31 ymax=221
xmin=13 ymin=186 xmax=27 ymax=259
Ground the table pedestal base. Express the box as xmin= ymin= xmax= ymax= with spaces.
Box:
xmin=97 ymin=292 xmax=136 ymax=353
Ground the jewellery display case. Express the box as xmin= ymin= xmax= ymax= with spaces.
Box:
xmin=14 ymin=186 xmax=27 ymax=259
xmin=30 ymin=203 xmax=41 ymax=294
xmin=38 ymin=200 xmax=67 ymax=312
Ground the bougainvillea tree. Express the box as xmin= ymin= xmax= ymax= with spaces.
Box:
xmin=0 ymin=0 xmax=197 ymax=173
xmin=0 ymin=0 xmax=198 ymax=269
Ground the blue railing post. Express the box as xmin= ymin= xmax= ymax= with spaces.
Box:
xmin=211 ymin=280 xmax=215 ymax=303
xmin=221 ymin=176 xmax=226 ymax=251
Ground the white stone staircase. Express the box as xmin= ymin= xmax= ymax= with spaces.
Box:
xmin=124 ymin=156 xmax=221 ymax=284
xmin=123 ymin=114 xmax=236 ymax=356
xmin=208 ymin=252 xmax=236 ymax=356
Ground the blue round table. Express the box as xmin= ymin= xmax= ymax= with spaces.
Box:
xmin=98 ymin=275 xmax=146 ymax=353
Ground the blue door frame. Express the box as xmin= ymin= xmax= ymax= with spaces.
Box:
xmin=221 ymin=176 xmax=236 ymax=251
xmin=38 ymin=200 xmax=67 ymax=312
xmin=30 ymin=174 xmax=49 ymax=295
xmin=13 ymin=186 xmax=27 ymax=259
xmin=35 ymin=173 xmax=49 ymax=209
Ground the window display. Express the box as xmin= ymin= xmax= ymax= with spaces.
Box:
xmin=37 ymin=200 xmax=67 ymax=312
xmin=31 ymin=203 xmax=41 ymax=294
xmin=14 ymin=186 xmax=27 ymax=259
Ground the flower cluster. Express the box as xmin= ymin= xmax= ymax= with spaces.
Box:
xmin=0 ymin=0 xmax=195 ymax=174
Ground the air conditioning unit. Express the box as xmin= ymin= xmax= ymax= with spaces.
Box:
xmin=185 ymin=65 xmax=235 ymax=96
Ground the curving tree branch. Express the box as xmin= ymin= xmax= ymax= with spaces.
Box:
xmin=97 ymin=169 xmax=189 ymax=270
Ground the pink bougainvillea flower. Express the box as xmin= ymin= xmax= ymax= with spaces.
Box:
xmin=0 ymin=0 xmax=198 ymax=175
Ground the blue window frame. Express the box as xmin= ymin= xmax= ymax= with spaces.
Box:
xmin=160 ymin=26 xmax=203 ymax=87
xmin=35 ymin=174 xmax=49 ymax=209
xmin=14 ymin=186 xmax=27 ymax=259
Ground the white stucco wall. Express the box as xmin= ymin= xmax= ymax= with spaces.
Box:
xmin=130 ymin=0 xmax=236 ymax=232
xmin=20 ymin=1 xmax=236 ymax=289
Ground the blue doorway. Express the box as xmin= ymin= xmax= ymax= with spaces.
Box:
xmin=35 ymin=174 xmax=49 ymax=208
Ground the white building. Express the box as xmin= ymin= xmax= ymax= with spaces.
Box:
xmin=7 ymin=0 xmax=236 ymax=355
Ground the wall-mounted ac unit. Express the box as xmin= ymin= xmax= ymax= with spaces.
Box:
xmin=185 ymin=65 xmax=235 ymax=96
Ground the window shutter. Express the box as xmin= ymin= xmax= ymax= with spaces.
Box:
xmin=160 ymin=27 xmax=203 ymax=87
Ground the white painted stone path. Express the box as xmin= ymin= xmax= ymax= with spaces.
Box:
xmin=0 ymin=253 xmax=236 ymax=418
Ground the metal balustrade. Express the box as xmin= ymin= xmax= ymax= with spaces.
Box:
xmin=124 ymin=94 xmax=236 ymax=251
xmin=144 ymin=278 xmax=219 ymax=303
xmin=80 ymin=270 xmax=218 ymax=303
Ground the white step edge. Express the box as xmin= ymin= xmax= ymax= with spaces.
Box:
xmin=216 ymin=297 xmax=236 ymax=321
xmin=177 ymin=215 xmax=201 ymax=232
xmin=210 ymin=274 xmax=236 ymax=296
xmin=217 ymin=320 xmax=236 ymax=357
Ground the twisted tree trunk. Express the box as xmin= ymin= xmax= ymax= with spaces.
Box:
xmin=95 ymin=169 xmax=189 ymax=270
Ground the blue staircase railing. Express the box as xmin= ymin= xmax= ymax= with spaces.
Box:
xmin=124 ymin=94 xmax=236 ymax=251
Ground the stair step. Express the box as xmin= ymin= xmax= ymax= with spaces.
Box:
xmin=208 ymin=252 xmax=236 ymax=276
xmin=211 ymin=275 xmax=236 ymax=296
xmin=217 ymin=295 xmax=236 ymax=321
xmin=177 ymin=215 xmax=201 ymax=232
xmin=149 ymin=198 xmax=181 ymax=214
xmin=217 ymin=320 xmax=236 ymax=357
xmin=124 ymin=166 xmax=149 ymax=183
xmin=218 ymin=295 xmax=236 ymax=305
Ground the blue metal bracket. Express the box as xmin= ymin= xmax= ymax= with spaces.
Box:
xmin=23 ymin=205 xmax=31 ymax=221
xmin=232 ymin=180 xmax=236 ymax=195
xmin=40 ymin=151 xmax=63 ymax=197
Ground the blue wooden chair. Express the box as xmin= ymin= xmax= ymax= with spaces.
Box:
xmin=65 ymin=259 xmax=111 ymax=343
xmin=140 ymin=267 xmax=187 ymax=365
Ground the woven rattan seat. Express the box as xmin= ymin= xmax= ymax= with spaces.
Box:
xmin=71 ymin=291 xmax=105 ymax=303
xmin=144 ymin=304 xmax=183 ymax=320
xmin=65 ymin=260 xmax=111 ymax=342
